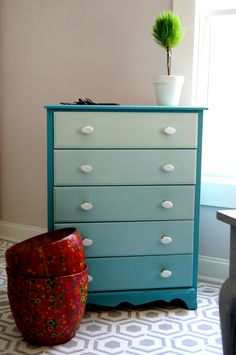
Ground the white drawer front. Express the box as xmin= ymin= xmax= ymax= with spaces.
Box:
xmin=54 ymin=149 xmax=197 ymax=185
xmin=54 ymin=111 xmax=198 ymax=148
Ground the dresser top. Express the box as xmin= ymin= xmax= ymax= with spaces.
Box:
xmin=45 ymin=105 xmax=206 ymax=113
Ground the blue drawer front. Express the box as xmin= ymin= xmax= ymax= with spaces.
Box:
xmin=54 ymin=149 xmax=196 ymax=186
xmin=54 ymin=185 xmax=195 ymax=222
xmin=54 ymin=221 xmax=194 ymax=257
xmin=87 ymin=255 xmax=193 ymax=291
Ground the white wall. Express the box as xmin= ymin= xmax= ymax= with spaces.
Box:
xmin=172 ymin=0 xmax=230 ymax=283
xmin=0 ymin=0 xmax=171 ymax=228
xmin=172 ymin=0 xmax=196 ymax=105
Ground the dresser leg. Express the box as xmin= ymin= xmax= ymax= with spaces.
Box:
xmin=219 ymin=278 xmax=236 ymax=355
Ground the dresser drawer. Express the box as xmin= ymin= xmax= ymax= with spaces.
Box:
xmin=54 ymin=112 xmax=198 ymax=148
xmin=54 ymin=185 xmax=195 ymax=222
xmin=55 ymin=221 xmax=194 ymax=257
xmin=54 ymin=149 xmax=196 ymax=186
xmin=87 ymin=255 xmax=193 ymax=291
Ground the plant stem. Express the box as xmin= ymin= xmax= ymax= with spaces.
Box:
xmin=167 ymin=48 xmax=171 ymax=75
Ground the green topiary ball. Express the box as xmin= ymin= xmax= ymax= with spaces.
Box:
xmin=152 ymin=10 xmax=185 ymax=50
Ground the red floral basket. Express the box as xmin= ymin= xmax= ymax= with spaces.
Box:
xmin=7 ymin=266 xmax=88 ymax=345
xmin=5 ymin=228 xmax=85 ymax=277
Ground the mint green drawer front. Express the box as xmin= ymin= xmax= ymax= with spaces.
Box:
xmin=54 ymin=186 xmax=195 ymax=222
xmin=54 ymin=221 xmax=194 ymax=257
xmin=54 ymin=112 xmax=198 ymax=148
xmin=87 ymin=255 xmax=193 ymax=291
xmin=54 ymin=150 xmax=196 ymax=186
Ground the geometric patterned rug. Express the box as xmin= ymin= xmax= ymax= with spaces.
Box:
xmin=0 ymin=239 xmax=223 ymax=354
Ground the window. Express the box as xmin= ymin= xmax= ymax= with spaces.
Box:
xmin=194 ymin=0 xmax=236 ymax=208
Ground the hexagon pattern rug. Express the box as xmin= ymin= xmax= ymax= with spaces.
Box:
xmin=0 ymin=239 xmax=223 ymax=354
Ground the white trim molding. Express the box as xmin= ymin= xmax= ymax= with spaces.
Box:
xmin=0 ymin=220 xmax=47 ymax=243
xmin=198 ymin=255 xmax=229 ymax=285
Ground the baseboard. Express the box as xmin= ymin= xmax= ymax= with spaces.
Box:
xmin=0 ymin=220 xmax=47 ymax=242
xmin=198 ymin=255 xmax=229 ymax=285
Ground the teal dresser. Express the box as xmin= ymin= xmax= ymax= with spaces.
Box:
xmin=46 ymin=105 xmax=205 ymax=309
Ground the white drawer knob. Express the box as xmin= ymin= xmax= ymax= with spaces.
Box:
xmin=161 ymin=200 xmax=174 ymax=209
xmin=81 ymin=126 xmax=94 ymax=135
xmin=80 ymin=202 xmax=93 ymax=210
xmin=88 ymin=275 xmax=93 ymax=282
xmin=81 ymin=164 xmax=93 ymax=173
xmin=164 ymin=127 xmax=176 ymax=135
xmin=160 ymin=235 xmax=172 ymax=244
xmin=162 ymin=164 xmax=175 ymax=172
xmin=160 ymin=269 xmax=172 ymax=278
xmin=82 ymin=238 xmax=93 ymax=247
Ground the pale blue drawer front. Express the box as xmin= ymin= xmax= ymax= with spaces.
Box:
xmin=54 ymin=150 xmax=196 ymax=186
xmin=54 ymin=112 xmax=198 ymax=148
xmin=87 ymin=255 xmax=193 ymax=291
xmin=54 ymin=186 xmax=195 ymax=222
xmin=54 ymin=221 xmax=194 ymax=257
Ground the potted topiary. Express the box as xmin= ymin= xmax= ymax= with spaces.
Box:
xmin=152 ymin=10 xmax=185 ymax=106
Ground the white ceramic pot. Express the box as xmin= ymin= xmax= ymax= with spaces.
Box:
xmin=152 ymin=75 xmax=185 ymax=106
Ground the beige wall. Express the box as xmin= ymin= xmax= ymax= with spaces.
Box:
xmin=0 ymin=0 xmax=172 ymax=228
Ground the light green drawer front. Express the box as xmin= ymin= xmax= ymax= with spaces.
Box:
xmin=54 ymin=221 xmax=194 ymax=257
xmin=54 ymin=112 xmax=198 ymax=148
xmin=87 ymin=255 xmax=193 ymax=291
xmin=54 ymin=185 xmax=195 ymax=222
xmin=54 ymin=150 xmax=196 ymax=185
